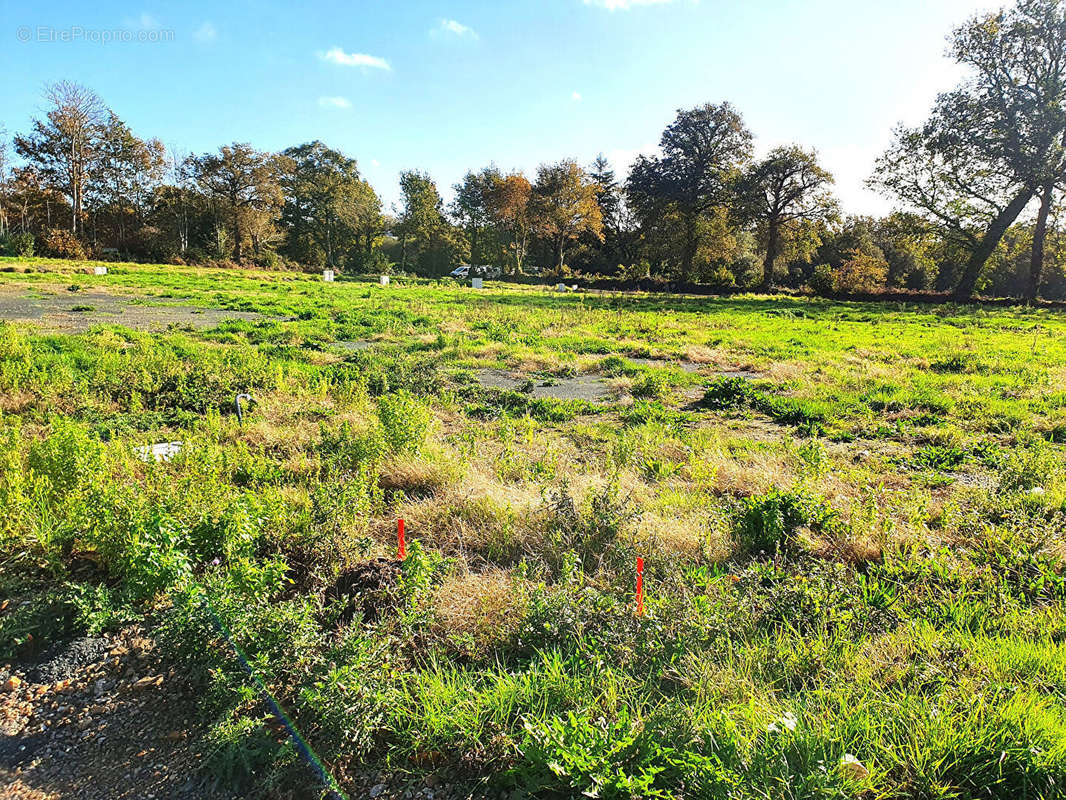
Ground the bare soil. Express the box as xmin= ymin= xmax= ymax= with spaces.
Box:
xmin=0 ymin=287 xmax=261 ymax=334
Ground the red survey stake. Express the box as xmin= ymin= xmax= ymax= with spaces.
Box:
xmin=398 ymin=518 xmax=406 ymax=560
xmin=636 ymin=556 xmax=644 ymax=616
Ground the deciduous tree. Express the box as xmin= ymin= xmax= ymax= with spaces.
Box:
xmin=531 ymin=160 xmax=603 ymax=272
xmin=14 ymin=82 xmax=107 ymax=235
xmin=627 ymin=103 xmax=752 ymax=279
xmin=872 ymin=0 xmax=1066 ymax=300
xmin=395 ymin=170 xmax=446 ymax=272
xmin=742 ymin=145 xmax=837 ymax=289
xmin=280 ymin=141 xmax=381 ymax=269
xmin=190 ymin=143 xmax=282 ymax=263
xmin=485 ymin=172 xmax=532 ymax=273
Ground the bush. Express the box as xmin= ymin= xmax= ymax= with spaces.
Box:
xmin=377 ymin=392 xmax=430 ymax=454
xmin=41 ymin=229 xmax=87 ymax=260
xmin=254 ymin=250 xmax=281 ymax=269
xmin=736 ymin=487 xmax=840 ymax=556
xmin=1 ymin=232 xmax=35 ymax=257
xmin=808 ymin=264 xmax=834 ymax=296
xmin=701 ymin=376 xmax=759 ymax=410
xmin=833 ymin=249 xmax=888 ymax=294
xmin=619 ymin=260 xmax=652 ymax=281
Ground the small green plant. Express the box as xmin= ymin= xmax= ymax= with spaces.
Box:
xmin=910 ymin=444 xmax=967 ymax=471
xmin=631 ymin=372 xmax=670 ymax=400
xmin=701 ymin=376 xmax=758 ymax=410
xmin=376 ymin=391 xmax=430 ymax=454
xmin=736 ymin=487 xmax=840 ymax=556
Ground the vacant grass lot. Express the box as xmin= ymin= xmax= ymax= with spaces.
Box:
xmin=2 ymin=257 xmax=1066 ymax=798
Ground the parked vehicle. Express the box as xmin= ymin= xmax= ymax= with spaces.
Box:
xmin=450 ymin=264 xmax=502 ymax=280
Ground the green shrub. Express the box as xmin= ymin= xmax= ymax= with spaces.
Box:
xmin=701 ymin=376 xmax=759 ymax=410
xmin=736 ymin=487 xmax=840 ymax=556
xmin=808 ymin=264 xmax=834 ymax=296
xmin=1 ymin=232 xmax=35 ymax=257
xmin=518 ymin=709 xmax=696 ymax=799
xmin=377 ymin=391 xmax=430 ymax=454
xmin=537 ymin=482 xmax=640 ymax=577
xmin=911 ymin=444 xmax=968 ymax=471
xmin=254 ymin=250 xmax=281 ymax=269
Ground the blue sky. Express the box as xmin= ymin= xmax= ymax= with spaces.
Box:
xmin=2 ymin=0 xmax=1000 ymax=215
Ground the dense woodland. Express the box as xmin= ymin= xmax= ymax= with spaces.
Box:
xmin=3 ymin=0 xmax=1066 ymax=300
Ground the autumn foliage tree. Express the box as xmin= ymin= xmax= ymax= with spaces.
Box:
xmin=531 ymin=160 xmax=603 ymax=272
xmin=189 ymin=144 xmax=283 ymax=264
xmin=486 ymin=172 xmax=532 ymax=273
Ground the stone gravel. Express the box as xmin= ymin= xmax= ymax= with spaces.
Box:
xmin=0 ymin=626 xmax=238 ymax=800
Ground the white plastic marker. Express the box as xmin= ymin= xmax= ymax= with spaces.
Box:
xmin=135 ymin=441 xmax=183 ymax=463
xmin=380 ymin=275 xmax=390 ymax=286
xmin=93 ymin=266 xmax=107 ymax=275
xmin=471 ymin=277 xmax=483 ymax=289
xmin=323 ymin=269 xmax=335 ymax=282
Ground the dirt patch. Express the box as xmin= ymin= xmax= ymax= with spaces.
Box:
xmin=626 ymin=356 xmax=701 ymax=374
xmin=0 ymin=287 xmax=262 ymax=333
xmin=26 ymin=638 xmax=112 ymax=685
xmin=476 ymin=369 xmax=612 ymax=403
xmin=331 ymin=340 xmax=374 ymax=353
xmin=0 ymin=627 xmax=238 ymax=800
xmin=325 ymin=558 xmax=402 ymax=626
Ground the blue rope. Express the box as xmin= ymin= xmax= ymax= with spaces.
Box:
xmin=197 ymin=591 xmax=349 ymax=800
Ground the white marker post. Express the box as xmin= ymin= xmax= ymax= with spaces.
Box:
xmin=323 ymin=269 xmax=335 ymax=282
xmin=380 ymin=275 xmax=390 ymax=286
xmin=471 ymin=277 xmax=483 ymax=289
xmin=93 ymin=266 xmax=107 ymax=276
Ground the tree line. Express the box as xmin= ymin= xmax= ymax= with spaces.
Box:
xmin=1 ymin=0 xmax=1065 ymax=300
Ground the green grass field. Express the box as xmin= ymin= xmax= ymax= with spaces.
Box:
xmin=2 ymin=257 xmax=1066 ymax=798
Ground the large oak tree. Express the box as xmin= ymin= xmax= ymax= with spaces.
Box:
xmin=190 ymin=143 xmax=283 ymax=264
xmin=627 ymin=103 xmax=752 ymax=280
xmin=742 ymin=146 xmax=837 ymax=289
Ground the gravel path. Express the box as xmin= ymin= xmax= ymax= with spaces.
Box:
xmin=1 ymin=627 xmax=511 ymax=800
xmin=0 ymin=627 xmax=238 ymax=800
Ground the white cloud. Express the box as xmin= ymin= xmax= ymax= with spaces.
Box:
xmin=194 ymin=21 xmax=217 ymax=42
xmin=583 ymin=0 xmax=673 ymax=9
xmin=436 ymin=18 xmax=478 ymax=38
xmin=571 ymin=91 xmax=582 ymax=101
xmin=318 ymin=96 xmax=352 ymax=109
xmin=125 ymin=12 xmax=162 ymax=29
xmin=371 ymin=159 xmax=381 ymax=167
xmin=318 ymin=47 xmax=391 ymax=71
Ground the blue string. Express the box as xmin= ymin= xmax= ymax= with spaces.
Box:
xmin=197 ymin=592 xmax=349 ymax=800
